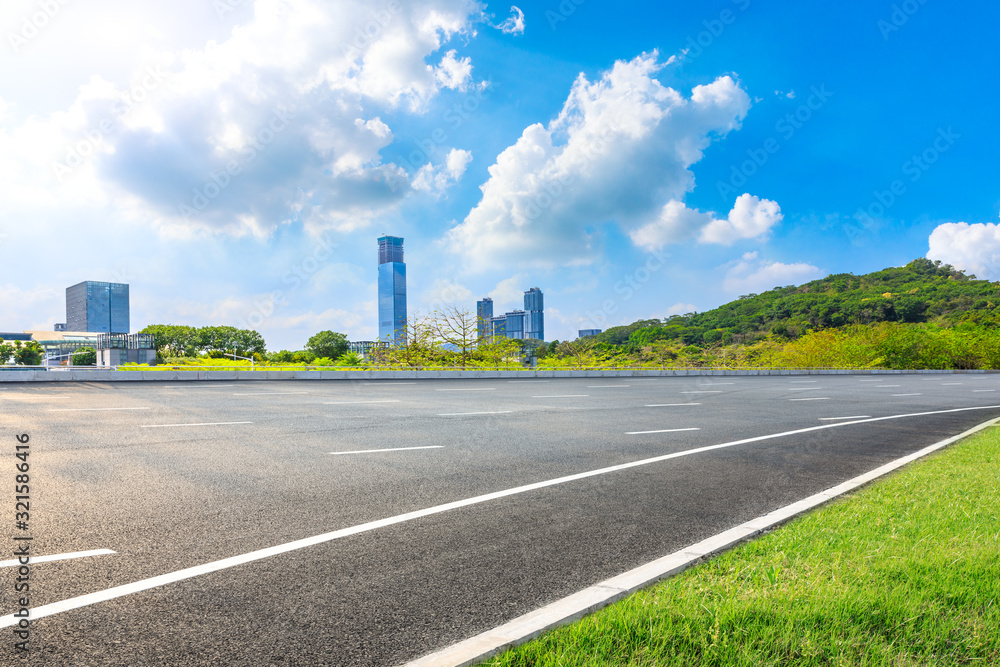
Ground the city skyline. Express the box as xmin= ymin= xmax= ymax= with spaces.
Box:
xmin=1 ymin=1 xmax=998 ymax=350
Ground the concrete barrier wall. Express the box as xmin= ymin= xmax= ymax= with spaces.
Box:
xmin=0 ymin=368 xmax=993 ymax=382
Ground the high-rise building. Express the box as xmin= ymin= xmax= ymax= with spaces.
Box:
xmin=476 ymin=298 xmax=493 ymax=339
xmin=505 ymin=310 xmax=526 ymax=339
xmin=524 ymin=287 xmax=544 ymax=341
xmin=65 ymin=281 xmax=130 ymax=334
xmin=579 ymin=329 xmax=602 ymax=338
xmin=377 ymin=236 xmax=407 ymax=344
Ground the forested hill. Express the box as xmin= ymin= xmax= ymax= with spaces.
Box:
xmin=593 ymin=259 xmax=1000 ymax=349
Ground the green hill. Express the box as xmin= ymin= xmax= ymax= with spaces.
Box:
xmin=594 ymin=259 xmax=1000 ymax=350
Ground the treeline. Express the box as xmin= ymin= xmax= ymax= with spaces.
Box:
xmin=139 ymin=325 xmax=354 ymax=364
xmin=538 ymin=322 xmax=1000 ymax=370
xmin=592 ymin=259 xmax=1000 ymax=349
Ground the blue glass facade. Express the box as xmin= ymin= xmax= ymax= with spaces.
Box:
xmin=524 ymin=287 xmax=544 ymax=341
xmin=477 ymin=298 xmax=493 ymax=338
xmin=505 ymin=310 xmax=525 ymax=339
xmin=378 ymin=236 xmax=407 ymax=344
xmin=66 ymin=281 xmax=129 ymax=333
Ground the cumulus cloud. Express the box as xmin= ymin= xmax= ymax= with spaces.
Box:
xmin=495 ymin=6 xmax=526 ymax=35
xmin=412 ymin=148 xmax=473 ymax=195
xmin=927 ymin=221 xmax=1000 ymax=280
xmin=667 ymin=302 xmax=698 ymax=316
xmin=0 ymin=0 xmax=487 ymax=239
xmin=722 ymin=252 xmax=824 ymax=294
xmin=446 ymin=51 xmax=753 ymax=270
xmin=629 ymin=193 xmax=782 ymax=250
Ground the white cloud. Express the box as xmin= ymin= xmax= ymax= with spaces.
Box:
xmin=488 ymin=274 xmax=527 ymax=310
xmin=699 ymin=193 xmax=783 ymax=245
xmin=423 ymin=278 xmax=474 ymax=311
xmin=927 ymin=221 xmax=1000 ymax=280
xmin=666 ymin=302 xmax=697 ymax=316
xmin=412 ymin=148 xmax=472 ymax=195
xmin=495 ymin=6 xmax=525 ymax=35
xmin=446 ymin=51 xmax=752 ymax=270
xmin=0 ymin=0 xmax=488 ymax=239
xmin=722 ymin=252 xmax=823 ymax=294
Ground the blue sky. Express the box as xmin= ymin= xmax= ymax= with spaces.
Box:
xmin=1 ymin=0 xmax=998 ymax=349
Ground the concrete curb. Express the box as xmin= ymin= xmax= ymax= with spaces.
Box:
xmin=401 ymin=417 xmax=1000 ymax=667
xmin=0 ymin=368 xmax=994 ymax=383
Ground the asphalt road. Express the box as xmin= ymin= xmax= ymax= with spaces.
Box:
xmin=2 ymin=374 xmax=999 ymax=665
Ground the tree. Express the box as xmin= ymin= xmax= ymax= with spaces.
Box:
xmin=474 ymin=336 xmax=523 ymax=368
xmin=306 ymin=331 xmax=349 ymax=361
xmin=430 ymin=306 xmax=478 ymax=369
xmin=72 ymin=347 xmax=97 ymax=366
xmin=139 ymin=325 xmax=200 ymax=357
xmin=0 ymin=342 xmax=14 ymax=364
xmin=13 ymin=340 xmax=44 ymax=366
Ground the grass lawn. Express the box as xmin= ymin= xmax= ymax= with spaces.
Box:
xmin=484 ymin=426 xmax=1000 ymax=666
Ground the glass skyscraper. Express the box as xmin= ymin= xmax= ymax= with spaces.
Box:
xmin=65 ymin=281 xmax=130 ymax=333
xmin=378 ymin=236 xmax=407 ymax=344
xmin=476 ymin=298 xmax=493 ymax=339
xmin=524 ymin=287 xmax=544 ymax=341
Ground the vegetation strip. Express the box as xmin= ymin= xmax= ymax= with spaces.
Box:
xmin=442 ymin=420 xmax=1000 ymax=667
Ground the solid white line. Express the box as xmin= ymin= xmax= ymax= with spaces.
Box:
xmin=857 ymin=379 xmax=884 ymax=382
xmin=790 ymin=381 xmax=818 ymax=383
xmin=703 ymin=383 xmax=734 ymax=385
xmin=0 ymin=396 xmax=71 ymax=400
xmin=973 ymin=390 xmax=996 ymax=393
xmin=874 ymin=385 xmax=901 ymax=388
xmin=789 ymin=397 xmax=830 ymax=401
xmin=0 ymin=549 xmax=115 ymax=568
xmin=437 ymin=411 xmax=513 ymax=416
xmin=646 ymin=403 xmax=702 ymax=407
xmin=323 ymin=400 xmax=400 ymax=404
xmin=627 ymin=428 xmax=701 ymax=435
xmin=531 ymin=395 xmax=589 ymax=398
xmin=893 ymin=393 xmax=922 ymax=397
xmin=436 ymin=388 xmax=496 ymax=392
xmin=363 ymin=382 xmax=416 ymax=385
xmin=680 ymin=391 xmax=721 ymax=394
xmin=586 ymin=385 xmax=630 ymax=388
xmin=404 ymin=415 xmax=1000 ymax=667
xmin=508 ymin=380 xmax=550 ymax=383
xmin=330 ymin=446 xmax=445 ymax=455
xmin=818 ymin=415 xmax=871 ymax=421
xmin=6 ymin=404 xmax=998 ymax=630
xmin=232 ymin=392 xmax=310 ymax=396
xmin=788 ymin=387 xmax=820 ymax=391
xmin=140 ymin=422 xmax=253 ymax=429
xmin=164 ymin=385 xmax=236 ymax=389
xmin=942 ymin=383 xmax=963 ymax=385
xmin=47 ymin=407 xmax=150 ymax=412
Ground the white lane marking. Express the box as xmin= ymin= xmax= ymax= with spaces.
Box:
xmin=790 ymin=397 xmax=830 ymax=401
xmin=646 ymin=403 xmax=702 ymax=407
xmin=818 ymin=415 xmax=872 ymax=421
xmin=233 ymin=392 xmax=310 ymax=396
xmin=874 ymin=385 xmax=901 ymax=388
xmin=0 ymin=549 xmax=115 ymax=568
xmin=323 ymin=400 xmax=401 ymax=405
xmin=435 ymin=388 xmax=496 ymax=392
xmin=163 ymin=385 xmax=236 ymax=389
xmin=0 ymin=396 xmax=71 ymax=400
xmin=680 ymin=391 xmax=722 ymax=394
xmin=437 ymin=411 xmax=513 ymax=416
xmin=405 ymin=416 xmax=1000 ymax=667
xmin=532 ymin=395 xmax=589 ymax=398
xmin=8 ymin=404 xmax=998 ymax=630
xmin=363 ymin=382 xmax=416 ymax=385
xmin=508 ymin=380 xmax=550 ymax=383
xmin=703 ymin=383 xmax=735 ymax=385
xmin=857 ymin=379 xmax=885 ymax=382
xmin=330 ymin=446 xmax=444 ymax=456
xmin=893 ymin=393 xmax=922 ymax=397
xmin=790 ymin=381 xmax=818 ymax=384
xmin=942 ymin=383 xmax=963 ymax=385
xmin=627 ymin=428 xmax=701 ymax=435
xmin=141 ymin=422 xmax=253 ymax=429
xmin=47 ymin=407 xmax=151 ymax=412
xmin=973 ymin=390 xmax=996 ymax=393
xmin=586 ymin=385 xmax=630 ymax=388
xmin=788 ymin=387 xmax=821 ymax=391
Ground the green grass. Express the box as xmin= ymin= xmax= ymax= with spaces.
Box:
xmin=484 ymin=427 xmax=1000 ymax=666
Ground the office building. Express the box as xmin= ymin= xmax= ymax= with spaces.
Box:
xmin=65 ymin=281 xmax=130 ymax=334
xmin=377 ymin=236 xmax=407 ymax=344
xmin=476 ymin=298 xmax=493 ymax=338
xmin=476 ymin=287 xmax=544 ymax=342
xmin=524 ymin=287 xmax=544 ymax=341
xmin=579 ymin=329 xmax=602 ymax=338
